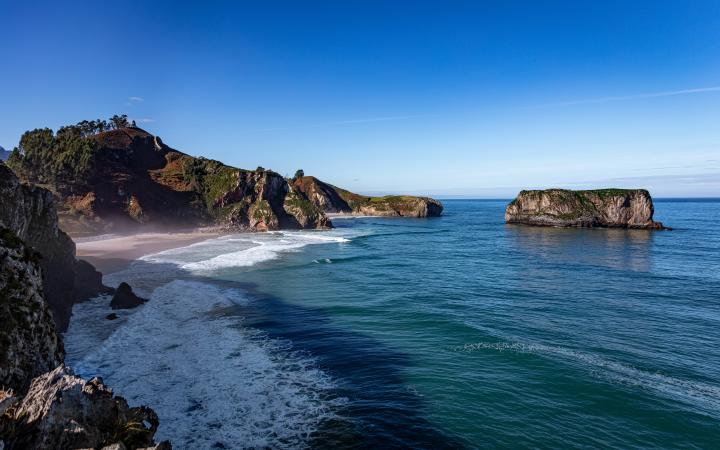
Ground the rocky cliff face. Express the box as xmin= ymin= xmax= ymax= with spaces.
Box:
xmin=0 ymin=164 xmax=109 ymax=331
xmin=505 ymin=189 xmax=666 ymax=229
xmin=0 ymin=226 xmax=168 ymax=449
xmin=293 ymin=176 xmax=444 ymax=217
xmin=0 ymin=228 xmax=63 ymax=394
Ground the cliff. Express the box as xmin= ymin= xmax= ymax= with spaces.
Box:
xmin=0 ymin=228 xmax=169 ymax=449
xmin=0 ymin=164 xmax=109 ymax=332
xmin=505 ymin=189 xmax=666 ymax=229
xmin=6 ymin=123 xmax=442 ymax=234
xmin=0 ymin=228 xmax=64 ymax=394
xmin=293 ymin=176 xmax=443 ymax=217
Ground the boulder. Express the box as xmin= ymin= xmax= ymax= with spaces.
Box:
xmin=110 ymin=282 xmax=147 ymax=309
xmin=0 ymin=365 xmax=165 ymax=450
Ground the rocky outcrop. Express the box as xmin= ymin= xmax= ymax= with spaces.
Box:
xmin=505 ymin=189 xmax=666 ymax=229
xmin=293 ymin=176 xmax=444 ymax=217
xmin=219 ymin=170 xmax=331 ymax=231
xmin=0 ymin=366 xmax=169 ymax=450
xmin=0 ymin=163 xmax=109 ymax=331
xmin=74 ymin=259 xmax=114 ymax=300
xmin=0 ymin=228 xmax=63 ymax=394
xmin=110 ymin=282 xmax=146 ymax=310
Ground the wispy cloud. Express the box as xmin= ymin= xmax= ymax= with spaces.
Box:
xmin=527 ymin=86 xmax=720 ymax=109
xmin=245 ymin=114 xmax=434 ymax=133
xmin=128 ymin=96 xmax=144 ymax=102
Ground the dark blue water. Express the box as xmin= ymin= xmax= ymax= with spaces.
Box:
xmin=67 ymin=200 xmax=720 ymax=449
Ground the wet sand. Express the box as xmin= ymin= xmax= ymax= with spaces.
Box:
xmin=75 ymin=232 xmax=220 ymax=274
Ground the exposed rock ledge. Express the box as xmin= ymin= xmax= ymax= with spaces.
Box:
xmin=1 ymin=366 xmax=169 ymax=450
xmin=505 ymin=189 xmax=667 ymax=229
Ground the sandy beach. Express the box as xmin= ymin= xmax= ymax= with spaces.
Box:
xmin=75 ymin=232 xmax=220 ymax=274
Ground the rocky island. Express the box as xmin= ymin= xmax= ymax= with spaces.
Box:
xmin=505 ymin=188 xmax=667 ymax=229
xmin=5 ymin=117 xmax=442 ymax=236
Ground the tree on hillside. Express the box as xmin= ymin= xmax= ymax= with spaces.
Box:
xmin=292 ymin=169 xmax=304 ymax=181
xmin=109 ymin=114 xmax=129 ymax=130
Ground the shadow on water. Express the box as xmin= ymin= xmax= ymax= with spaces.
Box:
xmin=89 ymin=259 xmax=468 ymax=449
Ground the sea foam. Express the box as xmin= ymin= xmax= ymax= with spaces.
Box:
xmin=66 ymin=280 xmax=344 ymax=449
xmin=141 ymin=231 xmax=350 ymax=273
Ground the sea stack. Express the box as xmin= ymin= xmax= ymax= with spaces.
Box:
xmin=505 ymin=189 xmax=666 ymax=229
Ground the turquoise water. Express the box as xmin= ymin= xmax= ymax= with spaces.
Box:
xmin=66 ymin=200 xmax=720 ymax=449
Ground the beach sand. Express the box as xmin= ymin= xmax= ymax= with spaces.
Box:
xmin=75 ymin=232 xmax=220 ymax=274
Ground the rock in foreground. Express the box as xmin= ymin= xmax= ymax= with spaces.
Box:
xmin=0 ymin=227 xmax=64 ymax=394
xmin=0 ymin=163 xmax=111 ymax=331
xmin=505 ymin=189 xmax=666 ymax=229
xmin=0 ymin=365 xmax=170 ymax=450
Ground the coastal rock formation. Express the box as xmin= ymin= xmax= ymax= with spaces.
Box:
xmin=0 ymin=228 xmax=64 ymax=394
xmin=74 ymin=259 xmax=114 ymax=300
xmin=0 ymin=163 xmax=110 ymax=331
xmin=293 ymin=176 xmax=444 ymax=217
xmin=505 ymin=189 xmax=666 ymax=229
xmin=110 ymin=282 xmax=146 ymax=310
xmin=6 ymin=121 xmax=442 ymax=234
xmin=0 ymin=365 xmax=169 ymax=450
xmin=0 ymin=163 xmax=170 ymax=450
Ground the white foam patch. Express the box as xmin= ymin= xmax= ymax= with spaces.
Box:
xmin=141 ymin=231 xmax=351 ymax=273
xmin=67 ymin=280 xmax=344 ymax=449
xmin=456 ymin=341 xmax=720 ymax=418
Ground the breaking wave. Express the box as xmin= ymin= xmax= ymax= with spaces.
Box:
xmin=140 ymin=231 xmax=350 ymax=273
xmin=67 ymin=280 xmax=344 ymax=449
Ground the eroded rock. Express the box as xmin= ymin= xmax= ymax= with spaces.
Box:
xmin=110 ymin=282 xmax=147 ymax=309
xmin=505 ymin=189 xmax=667 ymax=229
xmin=0 ymin=365 xmax=166 ymax=450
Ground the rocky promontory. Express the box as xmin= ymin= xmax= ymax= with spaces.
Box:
xmin=5 ymin=119 xmax=442 ymax=235
xmin=505 ymin=189 xmax=666 ymax=229
xmin=293 ymin=176 xmax=443 ymax=217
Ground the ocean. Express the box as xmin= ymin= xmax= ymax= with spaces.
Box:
xmin=64 ymin=199 xmax=720 ymax=449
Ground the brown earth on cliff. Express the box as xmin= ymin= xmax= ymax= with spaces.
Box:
xmin=505 ymin=189 xmax=666 ymax=229
xmin=293 ymin=176 xmax=443 ymax=217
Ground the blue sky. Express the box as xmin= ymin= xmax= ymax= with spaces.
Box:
xmin=2 ymin=1 xmax=720 ymax=197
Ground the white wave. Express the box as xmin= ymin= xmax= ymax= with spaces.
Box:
xmin=141 ymin=231 xmax=350 ymax=273
xmin=67 ymin=280 xmax=344 ymax=449
xmin=456 ymin=341 xmax=720 ymax=418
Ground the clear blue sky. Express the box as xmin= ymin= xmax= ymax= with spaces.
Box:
xmin=2 ymin=1 xmax=720 ymax=197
